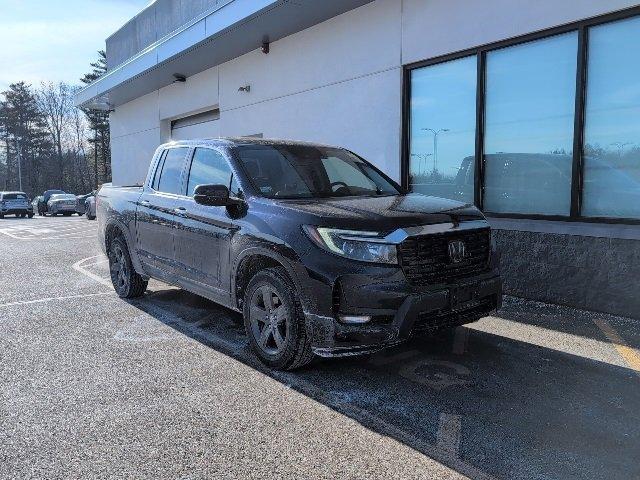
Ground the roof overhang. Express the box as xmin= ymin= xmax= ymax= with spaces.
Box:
xmin=75 ymin=0 xmax=374 ymax=110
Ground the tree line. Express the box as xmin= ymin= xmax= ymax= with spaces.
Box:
xmin=0 ymin=51 xmax=111 ymax=197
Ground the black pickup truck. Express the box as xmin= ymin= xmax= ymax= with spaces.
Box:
xmin=97 ymin=138 xmax=502 ymax=370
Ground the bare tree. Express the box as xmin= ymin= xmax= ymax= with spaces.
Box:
xmin=37 ymin=82 xmax=72 ymax=190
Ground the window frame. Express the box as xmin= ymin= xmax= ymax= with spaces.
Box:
xmin=401 ymin=5 xmax=640 ymax=225
xmin=183 ymin=145 xmax=245 ymax=200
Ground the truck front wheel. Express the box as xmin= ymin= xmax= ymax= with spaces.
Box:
xmin=108 ymin=236 xmax=148 ymax=298
xmin=243 ymin=267 xmax=314 ymax=370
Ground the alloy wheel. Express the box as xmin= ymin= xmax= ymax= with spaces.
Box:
xmin=249 ymin=285 xmax=289 ymax=356
xmin=110 ymin=244 xmax=130 ymax=292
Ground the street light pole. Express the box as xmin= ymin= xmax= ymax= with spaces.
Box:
xmin=410 ymin=153 xmax=432 ymax=176
xmin=421 ymin=128 xmax=449 ymax=174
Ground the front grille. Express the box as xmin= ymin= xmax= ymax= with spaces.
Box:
xmin=398 ymin=228 xmax=491 ymax=286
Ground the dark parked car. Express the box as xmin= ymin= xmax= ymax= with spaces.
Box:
xmin=97 ymin=139 xmax=502 ymax=370
xmin=39 ymin=189 xmax=66 ymax=215
xmin=0 ymin=191 xmax=34 ymax=218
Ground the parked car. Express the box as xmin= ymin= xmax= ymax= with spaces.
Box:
xmin=85 ymin=194 xmax=96 ymax=220
xmin=47 ymin=193 xmax=81 ymax=216
xmin=32 ymin=196 xmax=44 ymax=215
xmin=0 ymin=191 xmax=34 ymax=219
xmin=75 ymin=191 xmax=95 ymax=216
xmin=97 ymin=138 xmax=502 ymax=370
xmin=39 ymin=189 xmax=66 ymax=215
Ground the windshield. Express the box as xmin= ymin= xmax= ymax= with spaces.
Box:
xmin=2 ymin=193 xmax=27 ymax=200
xmin=234 ymin=144 xmax=401 ymax=199
xmin=50 ymin=194 xmax=76 ymax=201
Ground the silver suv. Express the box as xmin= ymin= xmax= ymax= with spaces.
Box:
xmin=0 ymin=192 xmax=34 ymax=219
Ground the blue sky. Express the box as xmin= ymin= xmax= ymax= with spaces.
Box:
xmin=0 ymin=0 xmax=149 ymax=91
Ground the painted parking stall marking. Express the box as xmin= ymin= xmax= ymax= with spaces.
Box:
xmin=0 ymin=216 xmax=96 ymax=240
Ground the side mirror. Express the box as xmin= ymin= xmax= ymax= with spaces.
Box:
xmin=193 ymin=184 xmax=241 ymax=207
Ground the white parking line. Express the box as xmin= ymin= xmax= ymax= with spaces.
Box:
xmin=0 ymin=217 xmax=96 ymax=240
xmin=72 ymin=255 xmax=112 ymax=287
xmin=0 ymin=292 xmax=113 ymax=309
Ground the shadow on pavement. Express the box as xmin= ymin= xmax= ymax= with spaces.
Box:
xmin=128 ymin=287 xmax=640 ymax=480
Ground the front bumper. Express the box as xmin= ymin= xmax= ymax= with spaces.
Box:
xmin=305 ymin=272 xmax=502 ymax=357
xmin=1 ymin=207 xmax=33 ymax=215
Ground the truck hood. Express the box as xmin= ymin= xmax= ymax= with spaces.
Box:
xmin=260 ymin=194 xmax=485 ymax=231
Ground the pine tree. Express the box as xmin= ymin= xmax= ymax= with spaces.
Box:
xmin=81 ymin=50 xmax=111 ymax=188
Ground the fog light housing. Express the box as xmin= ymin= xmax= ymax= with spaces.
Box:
xmin=338 ymin=314 xmax=372 ymax=324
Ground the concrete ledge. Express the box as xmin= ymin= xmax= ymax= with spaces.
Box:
xmin=488 ymin=217 xmax=640 ymax=240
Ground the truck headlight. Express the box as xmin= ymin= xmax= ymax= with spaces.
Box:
xmin=303 ymin=226 xmax=397 ymax=264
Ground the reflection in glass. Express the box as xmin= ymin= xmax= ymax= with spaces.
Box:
xmin=187 ymin=148 xmax=232 ymax=196
xmin=409 ymin=56 xmax=477 ymax=204
xmin=582 ymin=16 xmax=640 ymax=219
xmin=483 ymin=33 xmax=577 ymax=215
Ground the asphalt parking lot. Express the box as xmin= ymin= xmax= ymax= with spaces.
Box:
xmin=1 ymin=215 xmax=639 ymax=479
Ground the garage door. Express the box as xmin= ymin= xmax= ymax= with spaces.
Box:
xmin=171 ymin=110 xmax=220 ymax=140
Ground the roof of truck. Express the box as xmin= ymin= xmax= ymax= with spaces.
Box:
xmin=160 ymin=137 xmax=340 ymax=150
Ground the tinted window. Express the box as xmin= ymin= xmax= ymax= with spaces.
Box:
xmin=187 ymin=148 xmax=232 ymax=196
xmin=157 ymin=148 xmax=188 ymax=195
xmin=409 ymin=56 xmax=477 ymax=203
xmin=235 ymin=145 xmax=399 ymax=199
xmin=483 ymin=33 xmax=577 ymax=215
xmin=3 ymin=193 xmax=27 ymax=200
xmin=581 ymin=16 xmax=640 ymax=219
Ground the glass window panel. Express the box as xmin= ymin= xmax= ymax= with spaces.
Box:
xmin=582 ymin=16 xmax=640 ymax=219
xmin=483 ymin=33 xmax=577 ymax=215
xmin=152 ymin=150 xmax=167 ymax=191
xmin=409 ymin=56 xmax=477 ymax=204
xmin=157 ymin=147 xmax=188 ymax=195
xmin=187 ymin=148 xmax=232 ymax=196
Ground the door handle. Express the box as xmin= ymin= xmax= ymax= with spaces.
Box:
xmin=174 ymin=207 xmax=188 ymax=217
xmin=139 ymin=200 xmax=150 ymax=206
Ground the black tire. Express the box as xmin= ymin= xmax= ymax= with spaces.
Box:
xmin=28 ymin=213 xmax=33 ymax=218
xmin=63 ymin=212 xmax=72 ymax=217
xmin=108 ymin=236 xmax=148 ymax=298
xmin=0 ymin=214 xmax=4 ymax=219
xmin=87 ymin=214 xmax=96 ymax=221
xmin=243 ymin=266 xmax=314 ymax=370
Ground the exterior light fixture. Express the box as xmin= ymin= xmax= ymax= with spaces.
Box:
xmin=238 ymin=85 xmax=251 ymax=92
xmin=173 ymin=74 xmax=187 ymax=83
xmin=262 ymin=41 xmax=270 ymax=54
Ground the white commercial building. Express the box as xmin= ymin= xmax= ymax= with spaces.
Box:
xmin=76 ymin=0 xmax=640 ymax=319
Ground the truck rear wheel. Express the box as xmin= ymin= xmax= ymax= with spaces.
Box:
xmin=243 ymin=267 xmax=314 ymax=370
xmin=108 ymin=236 xmax=147 ymax=298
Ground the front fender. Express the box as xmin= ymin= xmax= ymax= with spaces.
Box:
xmin=231 ymin=240 xmax=330 ymax=315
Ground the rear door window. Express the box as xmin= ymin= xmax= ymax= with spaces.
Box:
xmin=156 ymin=148 xmax=189 ymax=195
